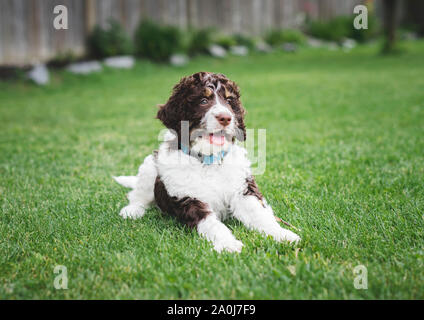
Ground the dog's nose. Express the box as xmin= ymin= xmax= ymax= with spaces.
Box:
xmin=215 ymin=113 xmax=231 ymax=127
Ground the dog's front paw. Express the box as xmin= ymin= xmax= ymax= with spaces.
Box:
xmin=119 ymin=205 xmax=145 ymax=219
xmin=273 ymin=228 xmax=301 ymax=244
xmin=213 ymin=239 xmax=244 ymax=253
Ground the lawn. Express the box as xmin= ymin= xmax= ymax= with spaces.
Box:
xmin=1 ymin=41 xmax=423 ymax=299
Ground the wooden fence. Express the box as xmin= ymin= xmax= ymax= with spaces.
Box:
xmin=0 ymin=0 xmax=362 ymax=66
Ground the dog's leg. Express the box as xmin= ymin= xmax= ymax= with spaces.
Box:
xmin=197 ymin=214 xmax=243 ymax=253
xmin=119 ymin=155 xmax=157 ymax=219
xmin=232 ymin=195 xmax=301 ymax=243
xmin=154 ymin=177 xmax=243 ymax=253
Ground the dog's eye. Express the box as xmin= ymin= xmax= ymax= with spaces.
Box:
xmin=200 ymin=98 xmax=208 ymax=105
xmin=226 ymin=97 xmax=236 ymax=104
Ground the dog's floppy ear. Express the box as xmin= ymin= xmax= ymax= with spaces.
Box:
xmin=235 ymin=105 xmax=246 ymax=141
xmin=233 ymin=103 xmax=246 ymax=141
xmin=156 ymin=102 xmax=180 ymax=134
xmin=157 ymin=73 xmax=207 ymax=135
xmin=157 ymin=76 xmax=190 ymax=135
xmin=226 ymin=80 xmax=246 ymax=141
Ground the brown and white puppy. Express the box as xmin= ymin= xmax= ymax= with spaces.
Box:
xmin=114 ymin=72 xmax=300 ymax=252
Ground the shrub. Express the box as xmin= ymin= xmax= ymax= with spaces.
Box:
xmin=134 ymin=20 xmax=182 ymax=62
xmin=214 ymin=35 xmax=237 ymax=49
xmin=187 ymin=30 xmax=255 ymax=56
xmin=87 ymin=20 xmax=133 ymax=59
xmin=350 ymin=14 xmax=379 ymax=43
xmin=307 ymin=15 xmax=379 ymax=43
xmin=47 ymin=51 xmax=79 ymax=68
xmin=187 ymin=28 xmax=213 ymax=56
xmin=233 ymin=34 xmax=255 ymax=49
xmin=306 ymin=17 xmax=351 ymax=43
xmin=265 ymin=29 xmax=306 ymax=46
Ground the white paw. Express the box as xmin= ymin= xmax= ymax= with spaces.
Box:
xmin=213 ymin=239 xmax=244 ymax=253
xmin=273 ymin=228 xmax=301 ymax=244
xmin=119 ymin=205 xmax=145 ymax=219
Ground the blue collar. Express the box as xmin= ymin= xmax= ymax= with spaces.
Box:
xmin=181 ymin=145 xmax=229 ymax=165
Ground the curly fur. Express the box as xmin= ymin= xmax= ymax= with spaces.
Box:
xmin=115 ymin=72 xmax=300 ymax=253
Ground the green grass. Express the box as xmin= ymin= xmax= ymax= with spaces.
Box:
xmin=1 ymin=41 xmax=424 ymax=299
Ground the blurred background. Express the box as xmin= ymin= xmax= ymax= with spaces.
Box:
xmin=0 ymin=0 xmax=423 ymax=68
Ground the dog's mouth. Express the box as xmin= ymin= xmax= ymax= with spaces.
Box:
xmin=207 ymin=132 xmax=225 ymax=146
xmin=202 ymin=130 xmax=234 ymax=146
xmin=190 ymin=128 xmax=233 ymax=148
xmin=188 ymin=129 xmax=232 ymax=156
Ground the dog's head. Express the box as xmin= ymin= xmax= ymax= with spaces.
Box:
xmin=157 ymin=72 xmax=246 ymax=153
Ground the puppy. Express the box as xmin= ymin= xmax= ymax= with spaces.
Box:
xmin=114 ymin=72 xmax=300 ymax=252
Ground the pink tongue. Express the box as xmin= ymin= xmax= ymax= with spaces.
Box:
xmin=209 ymin=134 xmax=225 ymax=146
